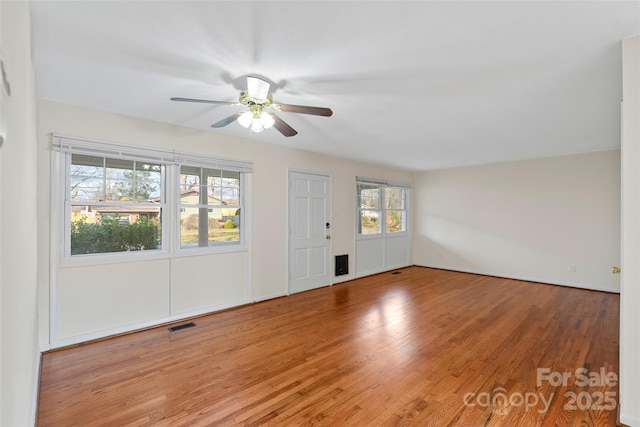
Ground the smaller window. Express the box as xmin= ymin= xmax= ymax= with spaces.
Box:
xmin=357 ymin=182 xmax=408 ymax=236
xmin=179 ymin=166 xmax=242 ymax=248
xmin=385 ymin=187 xmax=407 ymax=233
xmin=357 ymin=183 xmax=381 ymax=235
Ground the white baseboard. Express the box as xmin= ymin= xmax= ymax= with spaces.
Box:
xmin=355 ymin=263 xmax=411 ymax=280
xmin=620 ymin=411 xmax=640 ymax=427
xmin=31 ymin=352 xmax=42 ymax=426
xmin=49 ymin=298 xmax=252 ymax=349
xmin=417 ymin=263 xmax=620 ymax=294
xmin=332 ymin=274 xmax=355 ymax=284
xmin=253 ymin=291 xmax=288 ymax=302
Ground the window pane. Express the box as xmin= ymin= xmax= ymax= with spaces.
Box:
xmin=209 ymin=170 xmax=240 ymax=205
xmin=218 ymin=208 xmax=240 ymax=242
xmin=134 ymin=162 xmax=162 ymax=201
xmin=104 ymin=158 xmax=134 ymax=201
xmin=385 ymin=187 xmax=405 ymax=209
xmin=71 ymin=177 xmax=104 ymax=201
xmin=358 ymin=183 xmax=380 ymax=209
xmin=180 ymin=167 xmax=201 ymax=194
xmin=71 ymin=154 xmax=104 ymax=201
xmin=180 ymin=187 xmax=202 ymax=205
xmin=70 ymin=206 xmax=161 ymax=255
xmin=386 ymin=210 xmax=405 ymax=233
xmin=179 ymin=210 xmax=201 ymax=247
xmin=180 ymin=207 xmax=240 ymax=248
xmin=181 ymin=166 xmax=240 ymax=207
xmin=219 ymin=179 xmax=240 ymax=204
xmin=359 ymin=209 xmax=381 ymax=234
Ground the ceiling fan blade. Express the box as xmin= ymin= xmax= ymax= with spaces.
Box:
xmin=211 ymin=112 xmax=243 ymax=128
xmin=272 ymin=114 xmax=298 ymax=137
xmin=273 ymin=103 xmax=333 ymax=117
xmin=246 ymin=76 xmax=270 ymax=101
xmin=171 ymin=97 xmax=237 ymax=106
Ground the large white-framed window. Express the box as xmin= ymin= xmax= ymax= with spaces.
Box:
xmin=68 ymin=153 xmax=166 ymax=256
xmin=53 ymin=134 xmax=252 ymax=261
xmin=357 ymin=179 xmax=409 ymax=236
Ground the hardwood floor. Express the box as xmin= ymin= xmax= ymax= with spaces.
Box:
xmin=37 ymin=267 xmax=620 ymax=426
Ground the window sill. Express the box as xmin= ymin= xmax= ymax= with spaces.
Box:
xmin=173 ymin=244 xmax=248 ymax=258
xmin=356 ymin=232 xmax=408 ymax=241
xmin=59 ymin=244 xmax=249 ymax=267
xmin=59 ymin=249 xmax=171 ymax=268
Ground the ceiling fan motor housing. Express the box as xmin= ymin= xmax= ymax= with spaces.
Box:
xmin=240 ymin=90 xmax=273 ymax=109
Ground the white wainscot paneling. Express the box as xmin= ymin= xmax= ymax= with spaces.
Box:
xmin=356 ymin=237 xmax=385 ymax=277
xmin=172 ymin=251 xmax=249 ymax=315
xmin=385 ymin=234 xmax=410 ymax=269
xmin=56 ymin=259 xmax=171 ymax=341
xmin=356 ymin=235 xmax=410 ymax=278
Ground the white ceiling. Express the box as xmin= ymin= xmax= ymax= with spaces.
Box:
xmin=30 ymin=1 xmax=639 ymax=171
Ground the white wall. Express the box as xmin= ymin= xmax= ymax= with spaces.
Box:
xmin=37 ymin=100 xmax=412 ymax=347
xmin=412 ymin=150 xmax=621 ymax=292
xmin=620 ymin=35 xmax=640 ymax=427
xmin=0 ymin=1 xmax=41 ymax=425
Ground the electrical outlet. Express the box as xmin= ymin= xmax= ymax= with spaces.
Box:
xmin=568 ymin=265 xmax=576 ymax=272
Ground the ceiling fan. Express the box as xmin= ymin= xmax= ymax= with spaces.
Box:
xmin=171 ymin=76 xmax=333 ymax=137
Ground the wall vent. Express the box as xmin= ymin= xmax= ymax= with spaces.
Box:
xmin=335 ymin=255 xmax=348 ymax=276
xmin=168 ymin=322 xmax=196 ymax=332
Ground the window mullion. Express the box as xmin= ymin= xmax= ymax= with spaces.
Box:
xmin=132 ymin=160 xmax=137 ymax=201
xmin=381 ymin=184 xmax=386 ymax=236
xmin=198 ymin=169 xmax=209 ymax=247
xmin=101 ymin=157 xmax=106 ymax=201
xmin=64 ymin=152 xmax=72 ymax=258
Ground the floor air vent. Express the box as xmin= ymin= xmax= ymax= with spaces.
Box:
xmin=391 ymin=271 xmax=401 ymax=275
xmin=168 ymin=322 xmax=196 ymax=332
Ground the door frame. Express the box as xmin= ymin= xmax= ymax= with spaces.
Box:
xmin=287 ymin=168 xmax=333 ymax=295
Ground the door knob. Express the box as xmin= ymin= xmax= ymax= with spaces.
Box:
xmin=326 ymin=235 xmax=331 ymax=239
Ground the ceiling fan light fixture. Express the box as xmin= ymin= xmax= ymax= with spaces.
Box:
xmin=260 ymin=112 xmax=275 ymax=129
xmin=250 ymin=118 xmax=265 ymax=133
xmin=238 ymin=110 xmax=253 ymax=128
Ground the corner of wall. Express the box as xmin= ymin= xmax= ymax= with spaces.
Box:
xmin=620 ymin=34 xmax=640 ymax=427
xmin=0 ymin=1 xmax=42 ymax=425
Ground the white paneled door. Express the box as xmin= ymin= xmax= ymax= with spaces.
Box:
xmin=289 ymin=171 xmax=332 ymax=294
